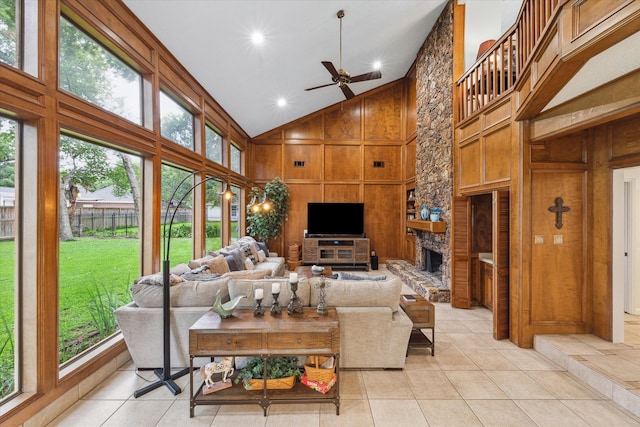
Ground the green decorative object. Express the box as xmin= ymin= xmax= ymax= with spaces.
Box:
xmin=246 ymin=177 xmax=290 ymax=243
xmin=212 ymin=290 xmax=245 ymax=318
xmin=234 ymin=356 xmax=302 ymax=389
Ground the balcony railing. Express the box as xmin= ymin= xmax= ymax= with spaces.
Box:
xmin=456 ymin=0 xmax=562 ymax=122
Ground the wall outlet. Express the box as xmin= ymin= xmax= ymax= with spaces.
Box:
xmin=554 ymin=235 xmax=563 ymax=244
xmin=534 ymin=235 xmax=544 ymax=244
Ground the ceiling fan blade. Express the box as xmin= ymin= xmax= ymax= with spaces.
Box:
xmin=341 ymin=84 xmax=355 ymax=100
xmin=305 ymin=82 xmax=338 ymax=91
xmin=349 ymin=70 xmax=382 ymax=83
xmin=321 ymin=61 xmax=340 ymax=79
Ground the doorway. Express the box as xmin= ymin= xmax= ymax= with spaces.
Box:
xmin=612 ymin=167 xmax=640 ymax=344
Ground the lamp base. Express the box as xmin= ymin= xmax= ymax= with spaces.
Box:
xmin=133 ymin=367 xmax=189 ymax=398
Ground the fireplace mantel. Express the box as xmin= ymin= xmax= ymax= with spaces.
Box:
xmin=407 ymin=219 xmax=446 ymax=233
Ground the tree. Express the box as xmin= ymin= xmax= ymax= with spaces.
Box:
xmin=0 ymin=0 xmax=17 ymax=66
xmin=0 ymin=120 xmax=16 ymax=187
xmin=59 ymin=136 xmax=111 ymax=241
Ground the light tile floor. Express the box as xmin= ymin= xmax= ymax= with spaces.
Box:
xmin=45 ymin=269 xmax=640 ymax=426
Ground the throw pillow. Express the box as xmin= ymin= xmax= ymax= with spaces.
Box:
xmin=337 ymin=271 xmax=386 ymax=281
xmin=257 ymin=249 xmax=267 ymax=262
xmin=256 ymin=241 xmax=270 ymax=257
xmin=180 ymin=272 xmax=221 ymax=281
xmin=135 ymin=272 xmax=186 ymax=286
xmin=239 ymin=243 xmax=257 ymax=264
xmin=224 ymin=254 xmax=242 ymax=271
xmin=206 ymin=254 xmax=231 ymax=275
xmin=188 ymin=255 xmax=214 ymax=269
xmin=244 ymin=258 xmax=255 ymax=270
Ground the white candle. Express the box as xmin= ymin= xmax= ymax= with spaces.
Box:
xmin=272 ymin=283 xmax=280 ymax=294
xmin=289 ymin=272 xmax=298 ymax=283
xmin=255 ymin=288 xmax=263 ymax=300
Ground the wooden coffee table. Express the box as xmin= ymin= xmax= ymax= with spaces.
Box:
xmin=399 ymin=294 xmax=435 ymax=356
xmin=189 ymin=307 xmax=340 ymax=417
xmin=296 ymin=265 xmax=333 ymax=278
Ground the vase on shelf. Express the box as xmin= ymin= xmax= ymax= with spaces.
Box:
xmin=420 ymin=204 xmax=430 ymax=220
xmin=430 ymin=208 xmax=441 ymax=222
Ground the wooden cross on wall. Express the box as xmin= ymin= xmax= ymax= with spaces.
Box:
xmin=548 ymin=197 xmax=570 ymax=229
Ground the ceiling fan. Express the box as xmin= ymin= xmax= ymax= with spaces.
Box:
xmin=305 ymin=9 xmax=382 ymax=100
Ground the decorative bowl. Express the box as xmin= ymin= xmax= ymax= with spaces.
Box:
xmin=311 ymin=265 xmax=325 ymax=275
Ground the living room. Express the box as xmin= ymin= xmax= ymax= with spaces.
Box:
xmin=2 ymin=0 xmax=640 ymax=425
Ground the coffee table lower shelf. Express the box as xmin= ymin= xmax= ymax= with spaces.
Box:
xmin=191 ymin=372 xmax=339 ymax=416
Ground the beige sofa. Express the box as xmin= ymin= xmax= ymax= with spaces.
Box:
xmin=115 ymin=268 xmax=413 ymax=370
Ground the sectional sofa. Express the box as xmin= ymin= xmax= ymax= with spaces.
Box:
xmin=114 ymin=237 xmax=413 ymax=370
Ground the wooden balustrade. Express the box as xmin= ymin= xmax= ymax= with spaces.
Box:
xmin=456 ymin=0 xmax=563 ymax=122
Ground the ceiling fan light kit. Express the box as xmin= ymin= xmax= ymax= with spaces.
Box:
xmin=305 ymin=9 xmax=382 ymax=100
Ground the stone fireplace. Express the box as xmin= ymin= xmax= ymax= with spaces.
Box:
xmin=413 ymin=1 xmax=453 ymax=291
xmin=422 ymin=247 xmax=443 ymax=277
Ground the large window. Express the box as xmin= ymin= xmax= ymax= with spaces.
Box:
xmin=160 ymin=92 xmax=194 ymax=150
xmin=0 ymin=116 xmax=17 ymax=401
xmin=161 ymin=165 xmax=193 ymax=263
xmin=58 ymin=135 xmax=140 ymax=366
xmin=205 ymin=125 xmax=223 ymax=164
xmin=59 ymin=16 xmax=142 ymax=125
xmin=205 ymin=178 xmax=223 ymax=252
xmin=230 ymin=185 xmax=241 ymax=243
xmin=0 ymin=0 xmax=18 ymax=68
xmin=230 ymin=143 xmax=241 ymax=173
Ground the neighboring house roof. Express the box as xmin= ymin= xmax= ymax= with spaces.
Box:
xmin=80 ymin=185 xmax=133 ymax=203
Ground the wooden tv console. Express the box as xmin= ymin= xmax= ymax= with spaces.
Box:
xmin=302 ymin=237 xmax=369 ymax=266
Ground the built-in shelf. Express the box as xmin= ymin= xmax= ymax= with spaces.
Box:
xmin=407 ymin=219 xmax=446 ymax=233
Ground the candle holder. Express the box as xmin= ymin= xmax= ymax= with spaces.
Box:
xmin=270 ymin=292 xmax=282 ymax=315
xmin=316 ymin=275 xmax=328 ymax=315
xmin=287 ymin=280 xmax=304 ymax=314
xmin=253 ymin=298 xmax=264 ymax=316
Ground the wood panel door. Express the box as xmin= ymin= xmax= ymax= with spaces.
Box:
xmin=492 ymin=190 xmax=510 ymax=340
xmin=451 ymin=196 xmax=472 ymax=308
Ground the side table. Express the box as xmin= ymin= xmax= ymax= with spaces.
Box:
xmin=399 ymin=294 xmax=435 ymax=356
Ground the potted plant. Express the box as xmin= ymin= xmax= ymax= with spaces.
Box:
xmin=234 ymin=356 xmax=302 ymax=390
xmin=246 ymin=177 xmax=290 ymax=243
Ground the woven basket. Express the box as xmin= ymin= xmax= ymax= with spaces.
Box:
xmin=246 ymin=375 xmax=296 ymax=390
xmin=304 ymin=356 xmax=335 ymax=383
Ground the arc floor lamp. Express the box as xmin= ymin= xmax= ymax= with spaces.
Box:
xmin=134 ymin=171 xmax=270 ymax=398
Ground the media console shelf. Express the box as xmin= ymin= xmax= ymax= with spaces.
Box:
xmin=303 ymin=237 xmax=369 ymax=266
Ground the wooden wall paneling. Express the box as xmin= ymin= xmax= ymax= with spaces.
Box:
xmin=590 ymin=125 xmax=612 ymax=339
xmin=284 ymin=144 xmax=322 ymax=180
xmin=529 ymin=169 xmax=587 ymax=326
xmin=610 ymin=115 xmax=640 ymax=160
xmin=405 ymin=139 xmax=416 ymax=180
xmin=284 ymin=115 xmax=324 ymax=140
xmin=324 ymin=145 xmax=361 ymax=181
xmin=364 ymin=145 xmax=402 ymax=181
xmin=530 ymin=133 xmax=587 ymax=163
xmin=324 ymin=101 xmax=362 ymax=140
xmin=285 ymin=183 xmax=323 ymax=249
xmin=363 ymin=184 xmax=402 ymax=260
xmin=324 ymin=184 xmax=361 ymax=202
xmin=459 ymin=138 xmax=482 ymax=188
xmin=253 ymin=144 xmax=283 ymax=181
xmin=363 ymin=85 xmax=403 ymax=140
xmin=483 ymin=124 xmax=512 ymax=184
xmin=406 ymin=70 xmax=417 ymax=138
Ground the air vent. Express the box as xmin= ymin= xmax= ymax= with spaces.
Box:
xmin=293 ymin=160 xmax=305 ymax=167
xmin=373 ymin=161 xmax=385 ymax=168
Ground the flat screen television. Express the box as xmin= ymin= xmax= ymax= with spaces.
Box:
xmin=307 ymin=202 xmax=365 ymax=237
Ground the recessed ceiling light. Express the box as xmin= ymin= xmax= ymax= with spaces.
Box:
xmin=251 ymin=31 xmax=265 ymax=45
xmin=373 ymin=60 xmax=382 ymax=70
xmin=276 ymin=98 xmax=287 ymax=107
